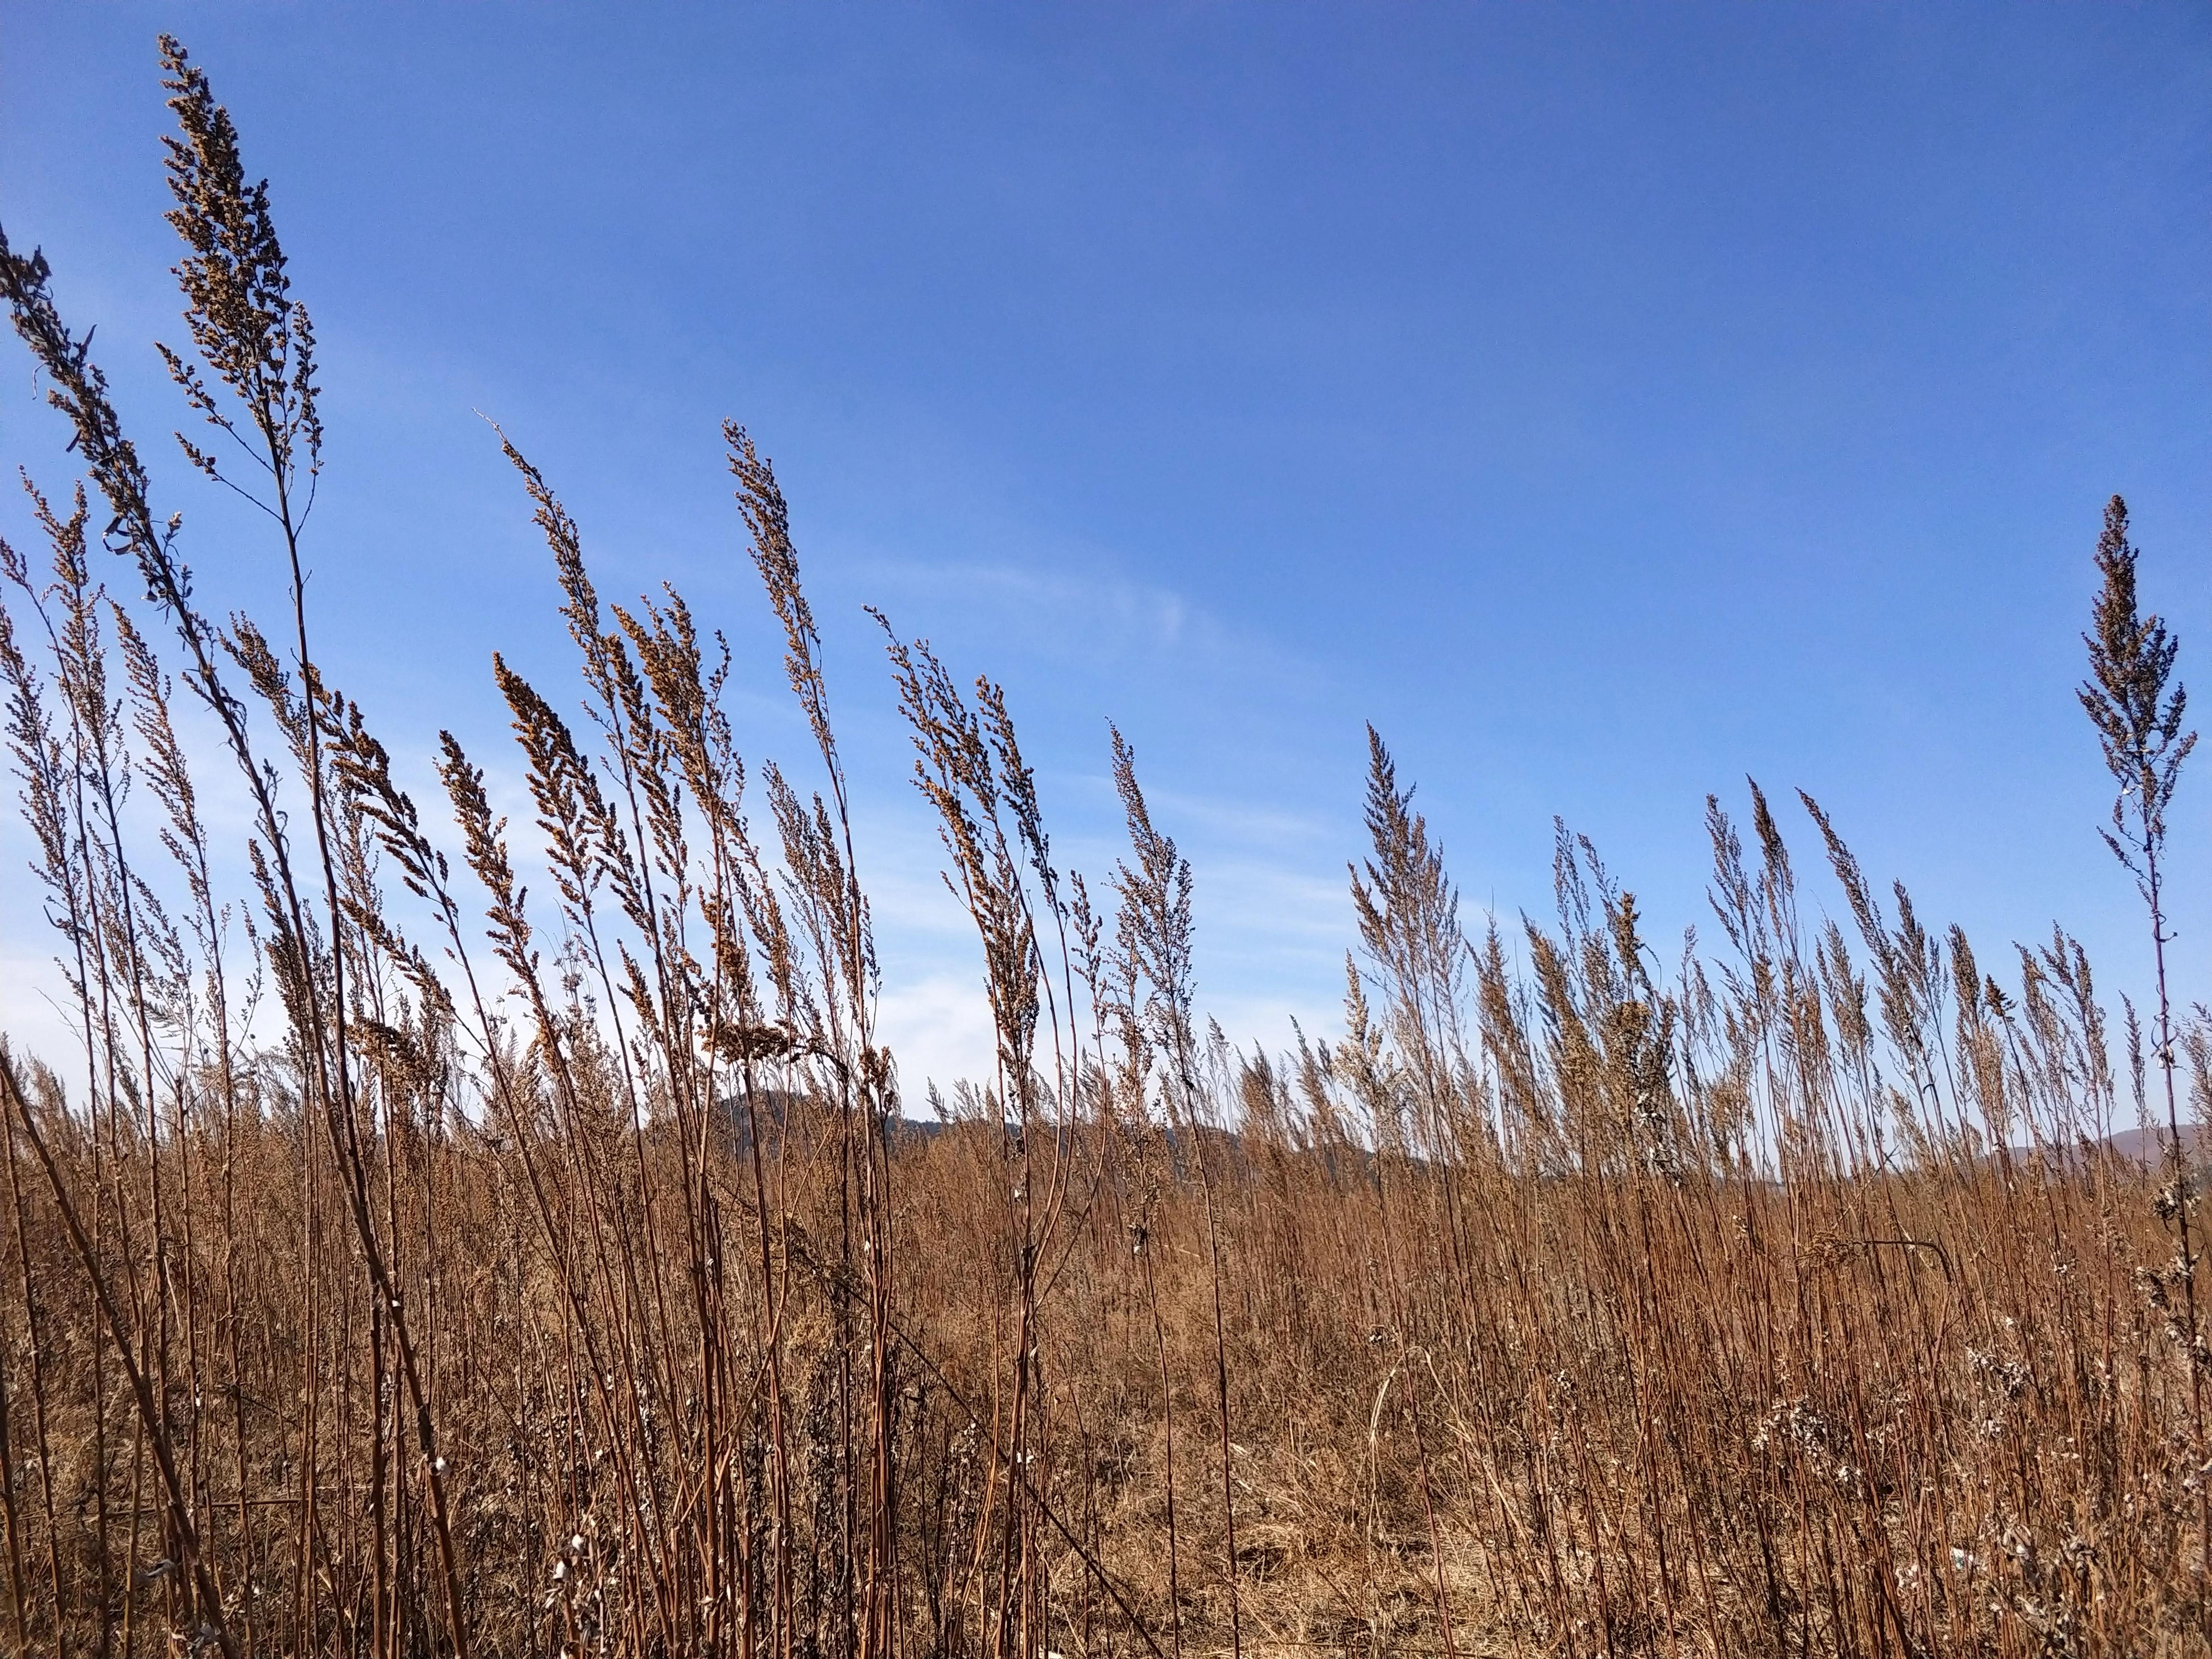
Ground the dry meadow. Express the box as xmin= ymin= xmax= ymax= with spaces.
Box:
xmin=0 ymin=39 xmax=2207 ymax=1659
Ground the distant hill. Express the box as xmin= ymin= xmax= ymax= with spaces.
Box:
xmin=2101 ymin=1122 xmax=2212 ymax=1168
xmin=2004 ymin=1121 xmax=2210 ymax=1172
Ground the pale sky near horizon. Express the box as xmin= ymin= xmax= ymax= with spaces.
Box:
xmin=2 ymin=4 xmax=2208 ymax=1095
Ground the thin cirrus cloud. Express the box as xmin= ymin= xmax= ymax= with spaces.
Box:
xmin=845 ymin=551 xmax=1215 ymax=675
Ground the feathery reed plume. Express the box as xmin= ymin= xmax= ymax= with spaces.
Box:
xmin=1108 ymin=727 xmax=1242 ymax=1659
xmin=1349 ymin=727 xmax=1478 ymax=1167
xmin=2078 ymin=492 xmax=2206 ymax=1557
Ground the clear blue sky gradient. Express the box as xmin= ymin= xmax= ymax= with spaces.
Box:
xmin=3 ymin=5 xmax=2208 ymax=1088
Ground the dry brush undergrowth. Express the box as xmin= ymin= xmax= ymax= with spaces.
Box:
xmin=0 ymin=37 xmax=2208 ymax=1659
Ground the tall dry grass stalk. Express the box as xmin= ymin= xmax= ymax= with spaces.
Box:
xmin=1 ymin=36 xmax=2208 ymax=1659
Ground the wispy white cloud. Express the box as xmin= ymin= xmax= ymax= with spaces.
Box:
xmin=855 ymin=555 xmax=1210 ymax=666
xmin=875 ymin=970 xmax=1000 ymax=1106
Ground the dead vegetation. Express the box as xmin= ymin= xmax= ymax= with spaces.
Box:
xmin=0 ymin=36 xmax=2207 ymax=1659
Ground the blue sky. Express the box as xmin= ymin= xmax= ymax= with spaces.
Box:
xmin=3 ymin=4 xmax=2208 ymax=1091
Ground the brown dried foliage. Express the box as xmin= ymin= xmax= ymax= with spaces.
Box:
xmin=0 ymin=37 xmax=2208 ymax=1659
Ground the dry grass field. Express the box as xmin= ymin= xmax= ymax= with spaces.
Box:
xmin=0 ymin=38 xmax=2207 ymax=1659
